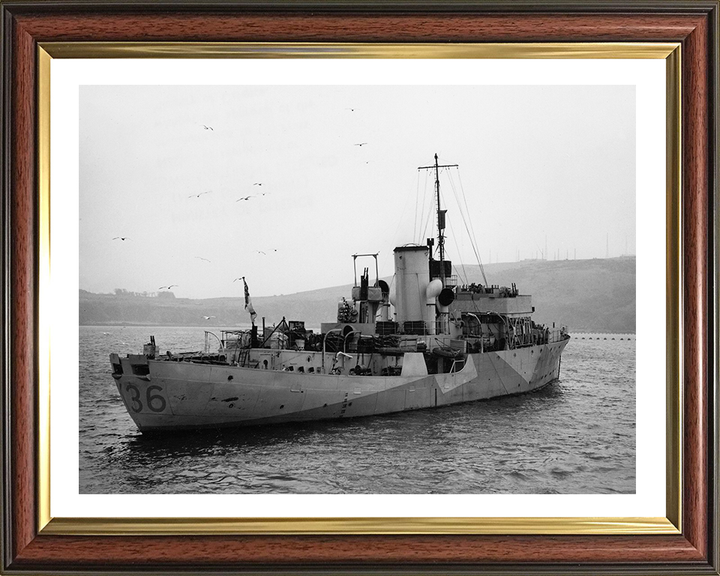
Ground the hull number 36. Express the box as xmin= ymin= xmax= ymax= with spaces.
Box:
xmin=125 ymin=384 xmax=167 ymax=413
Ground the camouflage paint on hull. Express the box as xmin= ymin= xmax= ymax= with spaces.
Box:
xmin=113 ymin=338 xmax=568 ymax=432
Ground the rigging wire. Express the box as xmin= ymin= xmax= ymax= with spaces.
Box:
xmin=455 ymin=168 xmax=489 ymax=283
xmin=413 ymin=168 xmax=421 ymax=242
xmin=416 ymin=165 xmax=437 ymax=244
xmin=446 ymin=169 xmax=481 ymax=276
xmin=446 ymin=215 xmax=469 ymax=285
xmin=441 ymin=183 xmax=467 ymax=284
xmin=417 ymin=169 xmax=431 ymax=244
xmin=391 ymin=171 xmax=419 ymax=249
xmin=446 ymin=168 xmax=488 ymax=285
xmin=420 ymin=194 xmax=435 ymax=243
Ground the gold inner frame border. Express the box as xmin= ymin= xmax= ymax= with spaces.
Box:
xmin=36 ymin=41 xmax=682 ymax=536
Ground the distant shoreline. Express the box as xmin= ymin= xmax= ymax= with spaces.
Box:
xmin=80 ymin=257 xmax=636 ymax=334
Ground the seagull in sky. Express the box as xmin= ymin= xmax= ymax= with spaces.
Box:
xmin=195 ymin=257 xmax=211 ymax=263
xmin=253 ymin=182 xmax=263 ymax=186
xmin=345 ymin=108 xmax=357 ymax=112
xmin=112 ymin=237 xmax=131 ymax=241
xmin=256 ymin=250 xmax=266 ymax=255
xmin=236 ymin=195 xmax=253 ymax=202
xmin=354 ymin=142 xmax=368 ymax=147
xmin=202 ymin=124 xmax=214 ymax=131
xmin=189 ymin=191 xmax=211 ymax=199
xmin=202 ymin=315 xmax=216 ymax=320
xmin=158 ymin=284 xmax=178 ymax=290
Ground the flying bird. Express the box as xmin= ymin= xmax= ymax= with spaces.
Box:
xmin=189 ymin=191 xmax=211 ymax=198
xmin=158 ymin=284 xmax=178 ymax=290
xmin=112 ymin=237 xmax=131 ymax=241
xmin=354 ymin=142 xmax=368 ymax=147
xmin=345 ymin=108 xmax=357 ymax=112
xmin=202 ymin=315 xmax=216 ymax=320
xmin=202 ymin=124 xmax=214 ymax=131
xmin=253 ymin=182 xmax=263 ymax=186
xmin=236 ymin=196 xmax=253 ymax=202
xmin=256 ymin=250 xmax=266 ymax=255
xmin=232 ymin=277 xmax=243 ymax=282
xmin=195 ymin=257 xmax=211 ymax=263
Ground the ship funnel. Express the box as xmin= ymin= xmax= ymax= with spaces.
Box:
xmin=393 ymin=246 xmax=429 ymax=330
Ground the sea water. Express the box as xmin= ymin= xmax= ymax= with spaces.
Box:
xmin=79 ymin=326 xmax=635 ymax=494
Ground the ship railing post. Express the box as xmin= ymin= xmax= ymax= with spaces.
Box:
xmin=343 ymin=329 xmax=357 ymax=353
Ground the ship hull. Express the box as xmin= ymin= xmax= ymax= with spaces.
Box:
xmin=112 ymin=338 xmax=569 ymax=432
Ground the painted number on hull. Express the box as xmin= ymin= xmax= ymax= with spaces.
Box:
xmin=126 ymin=384 xmax=167 ymax=413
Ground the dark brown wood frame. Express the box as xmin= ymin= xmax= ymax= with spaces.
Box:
xmin=1 ymin=1 xmax=718 ymax=573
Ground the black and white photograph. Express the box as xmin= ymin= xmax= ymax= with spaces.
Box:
xmin=78 ymin=82 xmax=636 ymax=496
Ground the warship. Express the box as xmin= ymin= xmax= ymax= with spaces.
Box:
xmin=110 ymin=154 xmax=570 ymax=432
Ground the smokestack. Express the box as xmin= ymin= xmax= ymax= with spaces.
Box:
xmin=393 ymin=246 xmax=430 ymax=329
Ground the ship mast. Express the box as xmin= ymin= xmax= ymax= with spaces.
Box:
xmin=418 ymin=153 xmax=458 ymax=281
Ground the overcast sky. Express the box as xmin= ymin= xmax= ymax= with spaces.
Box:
xmin=79 ymin=85 xmax=635 ymax=299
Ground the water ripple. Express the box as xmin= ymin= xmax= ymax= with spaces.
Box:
xmin=80 ymin=327 xmax=635 ymax=494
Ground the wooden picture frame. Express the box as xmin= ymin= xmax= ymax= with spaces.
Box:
xmin=1 ymin=1 xmax=717 ymax=573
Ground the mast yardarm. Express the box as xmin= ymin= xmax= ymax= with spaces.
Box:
xmin=418 ymin=153 xmax=458 ymax=282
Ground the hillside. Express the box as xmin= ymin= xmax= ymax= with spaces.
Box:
xmin=80 ymin=256 xmax=636 ymax=333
